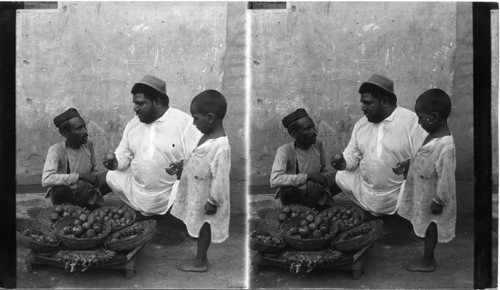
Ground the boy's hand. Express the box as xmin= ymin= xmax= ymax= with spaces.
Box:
xmin=431 ymin=201 xmax=443 ymax=215
xmin=205 ymin=201 xmax=217 ymax=215
xmin=102 ymin=153 xmax=118 ymax=170
xmin=330 ymin=154 xmax=346 ymax=170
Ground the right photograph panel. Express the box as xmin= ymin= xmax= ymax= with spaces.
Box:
xmin=248 ymin=2 xmax=475 ymax=288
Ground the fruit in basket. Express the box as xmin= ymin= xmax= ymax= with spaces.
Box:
xmin=308 ymin=222 xmax=318 ymax=231
xmin=79 ymin=214 xmax=88 ymax=222
xmin=250 ymin=230 xmax=284 ymax=246
xmin=72 ymin=225 xmax=83 ymax=237
xmin=50 ymin=212 xmax=60 ymax=222
xmin=319 ymin=223 xmax=329 ymax=234
xmin=22 ymin=229 xmax=58 ymax=245
xmin=85 ymin=229 xmax=96 ymax=238
xmin=92 ymin=224 xmax=103 ymax=234
xmin=312 ymin=229 xmax=323 ymax=239
xmin=298 ymin=226 xmax=310 ymax=237
xmin=54 ymin=205 xmax=63 ymax=214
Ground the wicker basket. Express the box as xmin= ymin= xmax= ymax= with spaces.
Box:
xmin=265 ymin=205 xmax=318 ymax=225
xmin=38 ymin=204 xmax=89 ymax=228
xmin=88 ymin=205 xmax=136 ymax=233
xmin=104 ymin=220 xmax=157 ymax=251
xmin=53 ymin=216 xmax=111 ymax=250
xmin=331 ymin=220 xmax=383 ymax=252
xmin=319 ymin=205 xmax=364 ymax=232
xmin=279 ymin=216 xmax=339 ymax=251
xmin=249 ymin=219 xmax=286 ymax=253
xmin=16 ymin=218 xmax=60 ymax=252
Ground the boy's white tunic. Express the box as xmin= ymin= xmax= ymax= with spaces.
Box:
xmin=171 ymin=136 xmax=231 ymax=243
xmin=106 ymin=108 xmax=202 ymax=215
xmin=398 ymin=135 xmax=456 ymax=243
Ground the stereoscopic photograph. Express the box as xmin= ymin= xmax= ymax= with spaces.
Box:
xmin=0 ymin=1 xmax=496 ymax=289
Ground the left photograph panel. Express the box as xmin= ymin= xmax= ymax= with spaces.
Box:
xmin=15 ymin=2 xmax=247 ymax=288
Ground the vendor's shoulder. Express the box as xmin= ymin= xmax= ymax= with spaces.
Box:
xmin=48 ymin=141 xmax=65 ymax=151
xmin=277 ymin=142 xmax=295 ymax=152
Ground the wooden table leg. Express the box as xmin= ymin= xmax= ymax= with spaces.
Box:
xmin=26 ymin=250 xmax=35 ymax=273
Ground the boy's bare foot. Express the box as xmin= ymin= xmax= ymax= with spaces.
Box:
xmin=176 ymin=258 xmax=209 ymax=272
xmin=404 ymin=258 xmax=437 ymax=272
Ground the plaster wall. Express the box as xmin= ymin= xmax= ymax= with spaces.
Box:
xmin=249 ymin=2 xmax=474 ymax=212
xmin=16 ymin=2 xmax=246 ymax=184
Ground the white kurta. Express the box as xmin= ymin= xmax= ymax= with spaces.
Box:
xmin=398 ymin=135 xmax=456 ymax=243
xmin=106 ymin=108 xmax=202 ymax=215
xmin=171 ymin=136 xmax=231 ymax=243
xmin=335 ymin=106 xmax=427 ymax=215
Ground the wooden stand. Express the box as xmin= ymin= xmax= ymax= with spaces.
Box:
xmin=26 ymin=244 xmax=145 ymax=279
xmin=254 ymin=243 xmax=373 ymax=280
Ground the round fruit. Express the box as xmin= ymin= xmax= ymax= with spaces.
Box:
xmin=300 ymin=220 xmax=309 ymax=227
xmin=66 ymin=234 xmax=75 ymax=239
xmin=306 ymin=214 xmax=315 ymax=223
xmin=85 ymin=229 xmax=96 ymax=238
xmin=291 ymin=212 xmax=299 ymax=218
xmin=299 ymin=226 xmax=310 ymax=237
xmin=79 ymin=214 xmax=88 ymax=222
xmin=54 ymin=205 xmax=63 ymax=214
xmin=278 ymin=213 xmax=287 ymax=223
xmin=82 ymin=222 xmax=90 ymax=230
xmin=74 ymin=219 xmax=82 ymax=226
xmin=308 ymin=222 xmax=318 ymax=231
xmin=50 ymin=212 xmax=60 ymax=222
xmin=290 ymin=226 xmax=300 ymax=235
xmin=118 ymin=209 xmax=124 ymax=215
xmin=113 ymin=214 xmax=120 ymax=219
xmin=319 ymin=223 xmax=329 ymax=234
xmin=283 ymin=206 xmax=292 ymax=215
xmin=92 ymin=224 xmax=103 ymax=234
xmin=312 ymin=230 xmax=323 ymax=239
xmin=125 ymin=219 xmax=132 ymax=224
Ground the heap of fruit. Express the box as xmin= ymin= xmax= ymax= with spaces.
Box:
xmin=109 ymin=227 xmax=145 ymax=242
xmin=56 ymin=249 xmax=116 ymax=272
xmin=89 ymin=205 xmax=134 ymax=231
xmin=250 ymin=230 xmax=284 ymax=246
xmin=284 ymin=211 xmax=337 ymax=240
xmin=48 ymin=205 xmax=88 ymax=227
xmin=58 ymin=213 xmax=106 ymax=239
xmin=319 ymin=206 xmax=362 ymax=230
xmin=282 ymin=248 xmax=342 ymax=274
xmin=342 ymin=227 xmax=372 ymax=241
xmin=276 ymin=206 xmax=318 ymax=224
xmin=21 ymin=228 xmax=58 ymax=245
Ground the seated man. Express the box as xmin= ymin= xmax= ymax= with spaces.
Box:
xmin=270 ymin=108 xmax=334 ymax=209
xmin=101 ymin=75 xmax=202 ymax=216
xmin=330 ymin=74 xmax=427 ymax=216
xmin=42 ymin=108 xmax=106 ymax=209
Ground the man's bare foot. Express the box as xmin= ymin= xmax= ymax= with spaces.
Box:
xmin=176 ymin=258 xmax=209 ymax=272
xmin=404 ymin=258 xmax=436 ymax=272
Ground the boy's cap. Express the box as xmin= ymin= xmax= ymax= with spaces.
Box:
xmin=359 ymin=74 xmax=394 ymax=95
xmin=132 ymin=75 xmax=167 ymax=95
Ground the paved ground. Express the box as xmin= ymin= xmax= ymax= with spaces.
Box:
xmin=249 ymin=186 xmax=496 ymax=289
xmin=16 ymin=182 xmax=247 ymax=289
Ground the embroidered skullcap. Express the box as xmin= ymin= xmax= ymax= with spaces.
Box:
xmin=53 ymin=108 xmax=80 ymax=128
xmin=282 ymin=108 xmax=309 ymax=129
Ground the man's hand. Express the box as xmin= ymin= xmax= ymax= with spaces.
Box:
xmin=79 ymin=173 xmax=98 ymax=187
xmin=330 ymin=153 xmax=346 ymax=170
xmin=431 ymin=201 xmax=443 ymax=215
xmin=166 ymin=160 xmax=184 ymax=180
xmin=205 ymin=201 xmax=217 ymax=215
xmin=102 ymin=153 xmax=118 ymax=170
xmin=392 ymin=159 xmax=410 ymax=179
xmin=307 ymin=174 xmax=327 ymax=187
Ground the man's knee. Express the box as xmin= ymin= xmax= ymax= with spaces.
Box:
xmin=327 ymin=171 xmax=342 ymax=196
xmin=97 ymin=170 xmax=112 ymax=196
xmin=279 ymin=187 xmax=301 ymax=206
xmin=50 ymin=186 xmax=74 ymax=205
xmin=305 ymin=181 xmax=325 ymax=204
